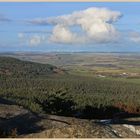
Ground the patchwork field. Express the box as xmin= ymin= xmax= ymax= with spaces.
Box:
xmin=2 ymin=52 xmax=140 ymax=80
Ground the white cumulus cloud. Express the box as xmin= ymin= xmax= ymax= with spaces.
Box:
xmin=29 ymin=35 xmax=45 ymax=46
xmin=28 ymin=7 xmax=122 ymax=44
xmin=48 ymin=7 xmax=122 ymax=44
xmin=49 ymin=25 xmax=87 ymax=44
xmin=18 ymin=32 xmax=46 ymax=46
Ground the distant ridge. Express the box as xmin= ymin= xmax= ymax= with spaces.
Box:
xmin=0 ymin=51 xmax=140 ymax=55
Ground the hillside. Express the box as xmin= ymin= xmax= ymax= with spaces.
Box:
xmin=0 ymin=56 xmax=140 ymax=138
xmin=0 ymin=57 xmax=62 ymax=78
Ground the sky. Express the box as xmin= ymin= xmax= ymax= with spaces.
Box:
xmin=0 ymin=2 xmax=140 ymax=52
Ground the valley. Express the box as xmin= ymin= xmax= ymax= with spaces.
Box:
xmin=0 ymin=53 xmax=140 ymax=138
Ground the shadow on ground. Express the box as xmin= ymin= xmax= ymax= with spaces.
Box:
xmin=0 ymin=97 xmax=15 ymax=105
xmin=35 ymin=94 xmax=140 ymax=125
xmin=0 ymin=97 xmax=45 ymax=137
xmin=0 ymin=113 xmax=44 ymax=135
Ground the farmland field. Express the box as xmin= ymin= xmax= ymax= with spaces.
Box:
xmin=2 ymin=52 xmax=140 ymax=79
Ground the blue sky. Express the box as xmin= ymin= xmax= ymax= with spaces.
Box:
xmin=0 ymin=2 xmax=140 ymax=52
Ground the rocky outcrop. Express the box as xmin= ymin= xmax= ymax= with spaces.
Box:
xmin=0 ymin=103 xmax=140 ymax=138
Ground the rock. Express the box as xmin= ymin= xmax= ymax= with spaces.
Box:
xmin=0 ymin=103 xmax=140 ymax=138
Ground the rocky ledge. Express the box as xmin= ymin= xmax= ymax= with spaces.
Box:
xmin=0 ymin=103 xmax=140 ymax=138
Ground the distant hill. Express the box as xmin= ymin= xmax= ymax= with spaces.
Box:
xmin=0 ymin=57 xmax=63 ymax=78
